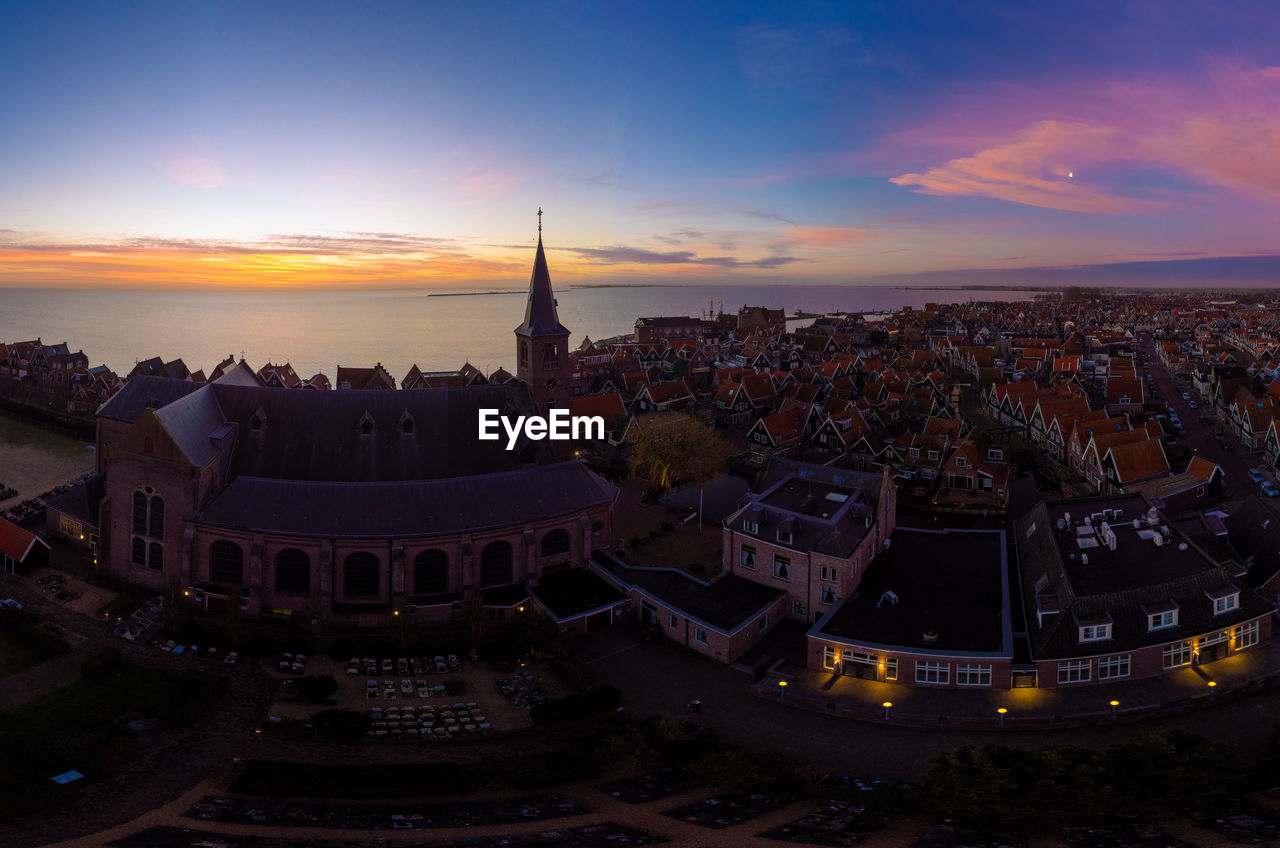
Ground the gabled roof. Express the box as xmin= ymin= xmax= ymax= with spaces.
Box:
xmin=0 ymin=515 xmax=50 ymax=562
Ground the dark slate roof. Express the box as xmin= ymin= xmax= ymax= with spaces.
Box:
xmin=529 ymin=569 xmax=625 ymax=619
xmin=197 ymin=462 xmax=618 ymax=537
xmin=593 ymin=551 xmax=782 ymax=633
xmin=96 ymin=375 xmax=203 ymax=422
xmin=754 ymin=457 xmax=887 ymax=509
xmin=514 ymin=236 xmax=569 ymax=338
xmin=1224 ymin=498 xmax=1280 ymax=588
xmin=816 ymin=528 xmax=1009 ymax=655
xmin=154 ymin=384 xmax=231 ymax=470
xmin=206 ymin=381 xmax=558 ymax=481
xmin=1016 ymin=498 xmax=1271 ymax=659
xmin=44 ymin=474 xmax=106 ymax=526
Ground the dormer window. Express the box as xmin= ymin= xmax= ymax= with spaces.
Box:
xmin=1079 ymin=622 xmax=1111 ymax=642
xmin=909 ymin=447 xmax=919 ymax=458
xmin=956 ymin=456 xmax=966 ymax=468
xmin=776 ymin=529 xmax=793 ymax=545
xmin=927 ymin=449 xmax=939 ymax=461
xmin=1209 ymin=589 xmax=1240 ymax=615
xmin=743 ymin=519 xmax=758 ymax=534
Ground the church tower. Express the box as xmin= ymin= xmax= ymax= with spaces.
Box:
xmin=515 ymin=210 xmax=571 ymax=409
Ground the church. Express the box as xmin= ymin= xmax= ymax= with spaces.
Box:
xmin=87 ymin=221 xmax=618 ymax=627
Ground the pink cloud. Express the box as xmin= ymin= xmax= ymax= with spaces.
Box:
xmin=772 ymin=225 xmax=883 ymax=248
xmin=886 ymin=63 xmax=1280 ymax=214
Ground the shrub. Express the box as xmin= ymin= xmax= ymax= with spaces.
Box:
xmin=297 ymin=674 xmax=339 ymax=703
xmin=530 ymin=685 xmax=622 ymax=725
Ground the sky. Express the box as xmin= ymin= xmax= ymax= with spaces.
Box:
xmin=3 ymin=0 xmax=1280 ymax=289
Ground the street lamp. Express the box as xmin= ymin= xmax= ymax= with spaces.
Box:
xmin=1208 ymin=680 xmax=1217 ymax=700
xmin=1109 ymin=699 xmax=1119 ymax=718
xmin=777 ymin=680 xmax=788 ymax=701
xmin=997 ymin=707 xmax=1007 ymax=727
xmin=881 ymin=701 xmax=892 ymax=720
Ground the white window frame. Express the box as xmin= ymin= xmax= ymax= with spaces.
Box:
xmin=1213 ymin=593 xmax=1239 ymax=615
xmin=773 ymin=555 xmax=791 ymax=581
xmin=1237 ymin=620 xmax=1260 ymax=650
xmin=1097 ymin=654 xmax=1130 ymax=679
xmin=1163 ymin=641 xmax=1193 ymax=669
xmin=819 ymin=585 xmax=836 ymax=605
xmin=1058 ymin=659 xmax=1091 ymax=684
xmin=915 ymin=661 xmax=949 ymax=685
xmin=694 ymin=627 xmax=707 ymax=644
xmin=792 ymin=600 xmax=806 ymax=616
xmin=776 ymin=529 xmax=793 ymax=545
xmin=955 ymin=663 xmax=992 ymax=687
xmin=823 ymin=646 xmax=837 ymax=670
xmin=743 ymin=519 xmax=758 ymax=534
xmin=885 ymin=658 xmax=898 ymax=681
xmin=1079 ymin=623 xmax=1111 ymax=643
xmin=1148 ymin=610 xmax=1178 ymax=631
xmin=740 ymin=545 xmax=756 ymax=570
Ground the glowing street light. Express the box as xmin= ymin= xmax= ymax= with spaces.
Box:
xmin=1208 ymin=680 xmax=1217 ymax=700
xmin=777 ymin=680 xmax=788 ymax=701
xmin=997 ymin=707 xmax=1008 ymax=727
xmin=882 ymin=700 xmax=893 ymax=720
xmin=1109 ymin=699 xmax=1119 ymax=718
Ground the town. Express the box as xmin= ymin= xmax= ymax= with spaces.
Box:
xmin=5 ymin=236 xmax=1280 ymax=846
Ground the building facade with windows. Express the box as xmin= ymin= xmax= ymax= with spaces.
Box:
xmin=805 ymin=527 xmax=1016 ymax=689
xmin=721 ymin=459 xmax=896 ymax=625
xmin=1016 ymin=495 xmax=1272 ymax=689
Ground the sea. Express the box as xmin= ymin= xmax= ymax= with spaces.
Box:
xmin=0 ymin=285 xmax=1031 ymax=383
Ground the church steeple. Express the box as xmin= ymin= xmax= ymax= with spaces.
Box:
xmin=514 ymin=209 xmax=571 ymax=409
xmin=516 ymin=208 xmax=569 ymax=338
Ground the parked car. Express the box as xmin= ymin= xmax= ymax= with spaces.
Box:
xmin=1249 ymin=469 xmax=1266 ymax=484
xmin=1263 ymin=481 xmax=1280 ymax=498
xmin=1189 ymin=400 xmax=1199 ymax=408
xmin=1181 ymin=391 xmax=1191 ymax=400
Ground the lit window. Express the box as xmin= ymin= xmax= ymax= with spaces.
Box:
xmin=1148 ymin=610 xmax=1177 ymax=631
xmin=885 ymin=658 xmax=898 ymax=681
xmin=1213 ymin=593 xmax=1239 ymax=615
xmin=1237 ymin=620 xmax=1260 ymax=650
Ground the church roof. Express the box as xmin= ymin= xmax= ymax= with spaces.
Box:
xmin=515 ymin=235 xmax=569 ymax=338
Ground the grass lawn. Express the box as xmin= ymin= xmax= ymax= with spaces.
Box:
xmin=0 ymin=613 xmax=70 ymax=677
xmin=0 ymin=662 xmax=227 ymax=818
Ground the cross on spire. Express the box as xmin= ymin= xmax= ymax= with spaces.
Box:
xmin=537 ymin=207 xmax=542 ymax=238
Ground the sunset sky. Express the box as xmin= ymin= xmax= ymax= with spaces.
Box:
xmin=4 ymin=1 xmax=1280 ymax=289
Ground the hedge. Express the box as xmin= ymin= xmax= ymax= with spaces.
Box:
xmin=529 ymin=685 xmax=621 ymax=725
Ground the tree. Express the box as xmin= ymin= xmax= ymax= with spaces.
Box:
xmin=630 ymin=412 xmax=730 ymax=497
xmin=1104 ymin=729 xmax=1241 ymax=806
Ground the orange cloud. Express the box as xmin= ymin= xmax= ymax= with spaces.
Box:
xmin=772 ymin=226 xmax=883 ymax=248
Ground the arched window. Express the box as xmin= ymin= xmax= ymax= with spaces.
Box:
xmin=132 ymin=488 xmax=164 ymax=570
xmin=210 ymin=540 xmax=244 ymax=585
xmin=344 ymin=552 xmax=380 ymax=597
xmin=413 ymin=549 xmax=448 ymax=595
xmin=149 ymin=497 xmax=164 ymax=539
xmin=541 ymin=528 xmax=570 ymax=558
xmin=480 ymin=541 xmax=513 ymax=587
xmin=275 ymin=548 xmax=311 ymax=595
xmin=132 ymin=491 xmax=147 ymax=535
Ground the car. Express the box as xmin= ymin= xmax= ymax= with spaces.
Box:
xmin=1181 ymin=391 xmax=1191 ymax=400
xmin=1189 ymin=400 xmax=1198 ymax=408
xmin=1249 ymin=469 xmax=1266 ymax=484
xmin=1263 ymin=482 xmax=1280 ymax=497
xmin=224 ymin=651 xmax=239 ymax=665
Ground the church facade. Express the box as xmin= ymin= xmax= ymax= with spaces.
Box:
xmin=92 ymin=226 xmax=618 ymax=627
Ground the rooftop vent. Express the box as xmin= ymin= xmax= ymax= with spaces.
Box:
xmin=922 ymin=630 xmax=938 ymax=645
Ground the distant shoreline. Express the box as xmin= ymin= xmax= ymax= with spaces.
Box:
xmin=427 ymin=290 xmax=523 ymax=297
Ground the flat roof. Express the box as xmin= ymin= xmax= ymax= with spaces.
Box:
xmin=760 ymin=479 xmax=860 ymax=517
xmin=529 ymin=569 xmax=625 ymax=620
xmin=1040 ymin=497 xmax=1215 ymax=595
xmin=815 ymin=527 xmax=1009 ymax=655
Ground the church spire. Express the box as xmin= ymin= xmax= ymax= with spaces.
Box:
xmin=516 ymin=208 xmax=569 ymax=337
